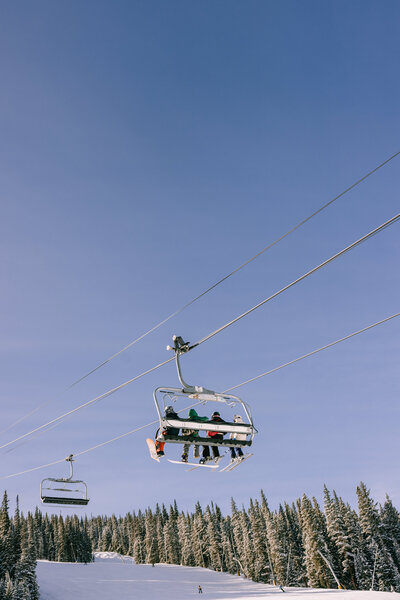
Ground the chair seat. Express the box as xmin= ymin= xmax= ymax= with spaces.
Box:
xmin=41 ymin=496 xmax=89 ymax=506
xmin=162 ymin=435 xmax=252 ymax=447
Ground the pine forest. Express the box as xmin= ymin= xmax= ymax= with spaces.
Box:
xmin=2 ymin=482 xmax=400 ymax=598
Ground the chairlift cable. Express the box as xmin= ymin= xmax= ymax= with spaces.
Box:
xmin=1 ymin=213 xmax=398 ymax=454
xmin=0 ymin=403 xmax=202 ymax=479
xmin=66 ymin=149 xmax=400 ymax=373
xmin=223 ymin=311 xmax=400 ymax=392
xmin=193 ymin=213 xmax=400 ymax=348
xmin=79 ymin=151 xmax=400 ymax=372
xmin=3 ymin=151 xmax=398 ymax=438
xmin=0 ymin=356 xmax=174 ymax=453
xmin=1 ymin=311 xmax=398 ymax=480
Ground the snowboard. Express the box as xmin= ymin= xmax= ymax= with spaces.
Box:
xmin=146 ymin=438 xmax=160 ymax=462
xmin=220 ymin=453 xmax=253 ymax=472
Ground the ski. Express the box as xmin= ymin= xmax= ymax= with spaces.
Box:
xmin=187 ymin=454 xmax=227 ymax=472
xmin=168 ymin=459 xmax=218 ymax=470
xmin=220 ymin=459 xmax=239 ymax=472
xmin=222 ymin=453 xmax=253 ymax=472
xmin=146 ymin=438 xmax=160 ymax=462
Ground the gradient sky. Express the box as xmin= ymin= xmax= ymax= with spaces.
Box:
xmin=0 ymin=0 xmax=399 ymax=518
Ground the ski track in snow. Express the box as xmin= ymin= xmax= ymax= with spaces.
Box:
xmin=37 ymin=552 xmax=399 ymax=600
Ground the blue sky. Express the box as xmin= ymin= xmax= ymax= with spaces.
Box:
xmin=0 ymin=0 xmax=399 ymax=517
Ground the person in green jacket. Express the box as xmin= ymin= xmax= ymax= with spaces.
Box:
xmin=181 ymin=408 xmax=208 ymax=462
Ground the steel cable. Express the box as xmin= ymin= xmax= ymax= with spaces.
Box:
xmin=1 ymin=212 xmax=398 ymax=454
xmin=1 ymin=311 xmax=398 ymax=480
xmin=3 ymin=151 xmax=398 ymax=437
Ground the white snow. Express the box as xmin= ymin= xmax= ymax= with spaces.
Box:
xmin=36 ymin=552 xmax=398 ymax=600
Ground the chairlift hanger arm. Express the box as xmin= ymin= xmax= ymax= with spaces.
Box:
xmin=167 ymin=335 xmax=211 ymax=394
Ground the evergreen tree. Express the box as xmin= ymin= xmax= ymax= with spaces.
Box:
xmin=300 ymin=494 xmax=336 ymax=588
xmin=357 ymin=482 xmax=400 ymax=591
xmin=248 ymin=499 xmax=271 ymax=582
xmin=178 ymin=514 xmax=194 ymax=566
xmin=163 ymin=506 xmax=180 ymax=565
xmin=0 ymin=493 xmax=14 ymax=579
xmin=204 ymin=506 xmax=223 ymax=572
xmin=380 ymin=496 xmax=400 ymax=572
xmin=144 ymin=510 xmax=158 ymax=565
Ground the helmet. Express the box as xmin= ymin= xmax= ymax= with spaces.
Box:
xmin=165 ymin=405 xmax=175 ymax=414
xmin=212 ymin=411 xmax=220 ymax=416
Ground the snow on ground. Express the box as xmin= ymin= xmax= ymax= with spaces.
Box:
xmin=37 ymin=552 xmax=397 ymax=600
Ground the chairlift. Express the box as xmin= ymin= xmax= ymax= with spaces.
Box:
xmin=40 ymin=454 xmax=89 ymax=506
xmin=154 ymin=336 xmax=257 ymax=450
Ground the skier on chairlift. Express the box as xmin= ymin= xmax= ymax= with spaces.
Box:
xmin=200 ymin=411 xmax=226 ymax=463
xmin=181 ymin=408 xmax=208 ymax=462
xmin=155 ymin=405 xmax=180 ymax=457
xmin=229 ymin=414 xmax=246 ymax=462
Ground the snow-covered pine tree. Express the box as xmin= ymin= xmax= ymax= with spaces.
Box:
xmin=204 ymin=505 xmax=223 ymax=572
xmin=219 ymin=516 xmax=236 ymax=574
xmin=11 ymin=498 xmax=21 ymax=569
xmin=10 ymin=580 xmax=28 ymax=600
xmin=144 ymin=509 xmax=159 ymax=565
xmin=132 ymin=512 xmax=145 ymax=564
xmin=3 ymin=572 xmax=13 ymax=600
xmin=283 ymin=502 xmax=306 ymax=586
xmin=248 ymin=499 xmax=271 ymax=582
xmin=236 ymin=506 xmax=255 ymax=579
xmin=56 ymin=516 xmax=67 ymax=562
xmin=109 ymin=515 xmax=122 ymax=554
xmin=0 ymin=492 xmax=14 ymax=579
xmin=100 ymin=524 xmax=112 ymax=552
xmin=163 ymin=505 xmax=181 ymax=566
xmin=380 ymin=496 xmax=400 ymax=572
xmin=177 ymin=513 xmax=194 ymax=566
xmin=357 ymin=482 xmax=400 ymax=591
xmin=230 ymin=499 xmax=248 ymax=576
xmin=264 ymin=508 xmax=286 ymax=584
xmin=14 ymin=530 xmax=39 ymax=600
xmin=191 ymin=505 xmax=207 ymax=568
xmin=327 ymin=491 xmax=359 ymax=589
xmin=300 ymin=494 xmax=336 ymax=588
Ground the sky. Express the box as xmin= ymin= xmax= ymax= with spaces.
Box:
xmin=0 ymin=0 xmax=399 ymax=518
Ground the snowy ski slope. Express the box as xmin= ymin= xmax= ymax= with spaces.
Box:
xmin=37 ymin=552 xmax=397 ymax=600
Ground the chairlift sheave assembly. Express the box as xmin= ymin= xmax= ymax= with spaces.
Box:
xmin=154 ymin=336 xmax=257 ymax=452
xmin=40 ymin=454 xmax=89 ymax=506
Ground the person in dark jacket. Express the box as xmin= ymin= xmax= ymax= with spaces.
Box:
xmin=155 ymin=405 xmax=180 ymax=457
xmin=200 ymin=411 xmax=225 ymax=463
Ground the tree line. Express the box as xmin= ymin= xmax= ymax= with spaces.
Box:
xmin=0 ymin=492 xmax=38 ymax=600
xmin=83 ymin=482 xmax=400 ymax=592
xmin=2 ymin=482 xmax=400 ymax=597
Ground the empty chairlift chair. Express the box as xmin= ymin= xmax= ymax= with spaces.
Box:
xmin=40 ymin=454 xmax=89 ymax=506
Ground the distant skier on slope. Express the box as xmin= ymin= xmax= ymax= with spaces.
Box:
xmin=198 ymin=584 xmax=203 ymax=593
